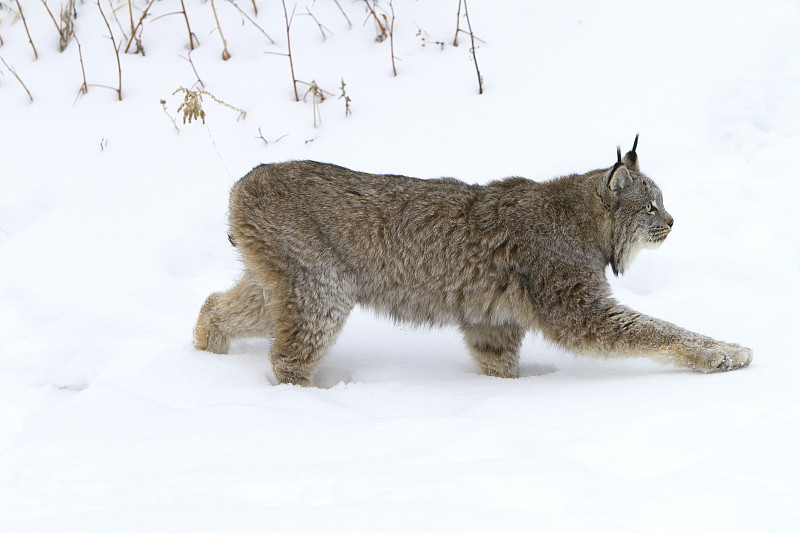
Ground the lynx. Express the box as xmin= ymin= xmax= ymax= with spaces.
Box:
xmin=194 ymin=136 xmax=752 ymax=386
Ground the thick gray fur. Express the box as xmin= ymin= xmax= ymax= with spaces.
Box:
xmin=194 ymin=139 xmax=752 ymax=386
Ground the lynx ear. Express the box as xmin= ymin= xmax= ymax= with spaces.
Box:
xmin=607 ymin=146 xmax=628 ymax=194
xmin=622 ymin=133 xmax=639 ymax=171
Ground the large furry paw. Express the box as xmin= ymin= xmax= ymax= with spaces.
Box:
xmin=272 ymin=368 xmax=314 ymax=387
xmin=700 ymin=342 xmax=753 ymax=373
xmin=193 ymin=320 xmax=230 ymax=354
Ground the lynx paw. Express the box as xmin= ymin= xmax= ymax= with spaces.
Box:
xmin=702 ymin=343 xmax=753 ymax=373
xmin=272 ymin=368 xmax=314 ymax=387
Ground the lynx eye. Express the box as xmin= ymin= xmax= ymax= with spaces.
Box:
xmin=645 ymin=202 xmax=656 ymax=214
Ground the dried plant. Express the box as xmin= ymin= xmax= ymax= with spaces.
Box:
xmin=124 ymin=0 xmax=155 ymax=54
xmin=298 ymin=80 xmax=336 ymax=127
xmin=15 ymin=0 xmax=38 ymax=59
xmin=210 ymin=0 xmax=231 ymax=60
xmin=73 ymin=32 xmax=88 ymax=96
xmin=453 ymin=0 xmax=462 ymax=46
xmin=302 ymin=80 xmax=325 ymax=128
xmin=41 ymin=1 xmax=86 ymax=98
xmin=180 ymin=0 xmax=199 ymax=51
xmin=339 ymin=78 xmax=352 ymax=116
xmin=256 ymin=126 xmax=288 ymax=146
xmin=281 ymin=0 xmax=299 ymax=101
xmin=160 ymin=99 xmax=180 ymax=132
xmin=39 ymin=0 xmax=73 ymax=52
xmin=362 ymin=0 xmax=387 ymax=42
xmin=388 ymin=0 xmax=396 ymax=76
xmin=333 ymin=0 xmax=352 ymax=29
xmin=183 ymin=50 xmax=205 ymax=90
xmin=415 ymin=27 xmax=446 ymax=50
xmin=0 ymin=54 xmax=33 ymax=102
xmin=225 ymin=0 xmax=275 ymax=44
xmin=299 ymin=7 xmax=333 ymax=41
xmin=173 ymin=87 xmax=246 ymax=125
xmin=462 ymin=0 xmax=483 ymax=94
xmin=60 ymin=1 xmax=75 ymax=51
xmin=176 ymin=88 xmax=206 ymax=124
xmin=97 ymin=0 xmax=122 ymax=100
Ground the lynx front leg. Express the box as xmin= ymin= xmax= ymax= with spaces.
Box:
xmin=544 ymin=302 xmax=753 ymax=372
xmin=194 ymin=273 xmax=273 ymax=354
xmin=460 ymin=323 xmax=525 ymax=378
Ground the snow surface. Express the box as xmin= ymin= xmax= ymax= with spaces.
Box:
xmin=1 ymin=0 xmax=799 ymax=531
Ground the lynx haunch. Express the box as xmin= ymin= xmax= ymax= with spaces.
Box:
xmin=194 ymin=137 xmax=752 ymax=386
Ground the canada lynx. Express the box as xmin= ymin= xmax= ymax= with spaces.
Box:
xmin=194 ymin=137 xmax=752 ymax=386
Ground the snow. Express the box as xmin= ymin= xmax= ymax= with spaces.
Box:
xmin=1 ymin=0 xmax=799 ymax=531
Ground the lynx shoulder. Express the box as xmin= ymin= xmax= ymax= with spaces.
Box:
xmin=194 ymin=136 xmax=752 ymax=386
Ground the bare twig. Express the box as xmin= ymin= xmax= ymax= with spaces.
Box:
xmin=179 ymin=0 xmax=198 ymax=50
xmin=210 ymin=0 xmax=231 ymax=60
xmin=333 ymin=0 xmax=352 ymax=29
xmin=462 ymin=0 xmax=482 ymax=94
xmin=183 ymin=49 xmax=205 ymax=90
xmin=225 ymin=0 xmax=275 ymax=44
xmin=453 ymin=0 xmax=462 ymax=46
xmin=0 ymin=55 xmax=33 ymax=102
xmin=388 ymin=0 xmax=396 ymax=76
xmin=124 ymin=0 xmax=155 ymax=53
xmin=40 ymin=0 xmax=61 ymax=33
xmin=281 ymin=0 xmax=299 ymax=101
xmin=456 ymin=28 xmax=485 ymax=44
xmin=15 ymin=0 xmax=38 ymax=59
xmin=362 ymin=0 xmax=387 ymax=42
xmin=256 ymin=126 xmax=269 ymax=146
xmin=300 ymin=7 xmax=333 ymax=41
xmin=97 ymin=0 xmax=122 ymax=100
xmin=256 ymin=128 xmax=288 ymax=146
xmin=128 ymin=0 xmax=135 ymax=39
xmin=160 ymin=99 xmax=180 ymax=132
xmin=250 ymin=0 xmax=258 ymax=16
xmin=106 ymin=0 xmax=129 ymax=43
xmin=74 ymin=32 xmax=88 ymax=96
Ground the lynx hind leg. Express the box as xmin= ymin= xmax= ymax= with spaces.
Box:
xmin=461 ymin=323 xmax=525 ymax=378
xmin=267 ymin=278 xmax=354 ymax=387
xmin=193 ymin=273 xmax=273 ymax=354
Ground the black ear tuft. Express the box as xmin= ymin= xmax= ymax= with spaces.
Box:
xmin=607 ymin=146 xmax=625 ymax=193
xmin=622 ymin=133 xmax=639 ymax=171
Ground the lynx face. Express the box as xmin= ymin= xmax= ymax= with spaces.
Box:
xmin=619 ymin=173 xmax=674 ymax=245
xmin=607 ymin=153 xmax=675 ymax=275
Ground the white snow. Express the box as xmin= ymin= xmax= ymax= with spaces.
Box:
xmin=1 ymin=1 xmax=799 ymax=531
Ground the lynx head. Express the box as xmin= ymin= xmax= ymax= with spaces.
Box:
xmin=601 ymin=135 xmax=674 ymax=276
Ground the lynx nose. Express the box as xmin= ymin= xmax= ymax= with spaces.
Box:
xmin=666 ymin=215 xmax=674 ymax=228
